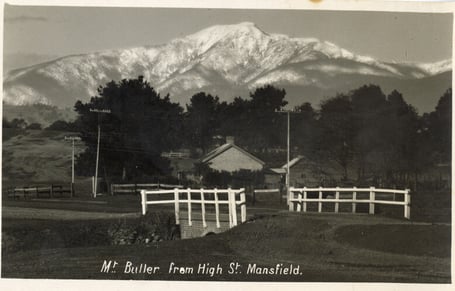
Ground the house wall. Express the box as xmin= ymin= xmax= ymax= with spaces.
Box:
xmin=207 ymin=147 xmax=263 ymax=172
xmin=289 ymin=160 xmax=345 ymax=187
xmin=264 ymin=173 xmax=284 ymax=189
xmin=289 ymin=161 xmax=318 ymax=187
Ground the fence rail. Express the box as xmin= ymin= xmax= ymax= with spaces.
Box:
xmin=5 ymin=184 xmax=73 ymax=199
xmin=289 ymin=186 xmax=411 ymax=219
xmin=141 ymin=188 xmax=246 ymax=228
xmin=111 ymin=183 xmax=183 ymax=195
xmin=161 ymin=151 xmax=190 ymax=159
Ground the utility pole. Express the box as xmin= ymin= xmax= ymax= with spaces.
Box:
xmin=90 ymin=108 xmax=111 ymax=198
xmin=277 ymin=109 xmax=296 ymax=206
xmin=65 ymin=136 xmax=81 ymax=197
xmin=286 ymin=111 xmax=290 ymax=205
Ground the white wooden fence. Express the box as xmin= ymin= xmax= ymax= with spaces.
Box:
xmin=110 ymin=183 xmax=183 ymax=195
xmin=289 ymin=187 xmax=411 ymax=219
xmin=141 ymin=188 xmax=247 ymax=228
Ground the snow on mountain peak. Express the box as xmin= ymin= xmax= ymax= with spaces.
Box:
xmin=416 ymin=59 xmax=452 ymax=75
xmin=182 ymin=22 xmax=267 ymax=53
xmin=3 ymin=22 xmax=451 ymax=111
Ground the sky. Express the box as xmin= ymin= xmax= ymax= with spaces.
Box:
xmin=3 ymin=5 xmax=453 ymax=72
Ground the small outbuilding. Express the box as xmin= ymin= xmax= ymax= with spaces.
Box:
xmin=265 ymin=155 xmax=345 ymax=188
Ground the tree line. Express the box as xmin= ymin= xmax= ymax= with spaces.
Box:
xmin=66 ymin=76 xmax=450 ymax=188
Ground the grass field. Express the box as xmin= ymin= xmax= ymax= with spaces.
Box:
xmin=1 ymin=128 xmax=452 ymax=283
xmin=2 ymin=202 xmax=451 ymax=282
xmin=2 ymin=129 xmax=85 ymax=186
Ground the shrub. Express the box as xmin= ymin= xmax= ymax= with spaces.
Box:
xmin=195 ymin=162 xmax=265 ymax=188
xmin=3 ymin=214 xmax=180 ymax=255
xmin=45 ymin=120 xmax=77 ymax=132
xmin=26 ymin=123 xmax=42 ymax=130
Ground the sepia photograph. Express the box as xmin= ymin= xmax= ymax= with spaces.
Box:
xmin=1 ymin=0 xmax=453 ymax=289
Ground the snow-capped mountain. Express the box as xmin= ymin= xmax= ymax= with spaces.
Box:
xmin=3 ymin=22 xmax=452 ymax=112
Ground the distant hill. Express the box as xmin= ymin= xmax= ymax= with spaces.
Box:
xmin=3 ymin=22 xmax=452 ymax=113
xmin=2 ymin=129 xmax=85 ymax=186
xmin=2 ymin=104 xmax=76 ymax=127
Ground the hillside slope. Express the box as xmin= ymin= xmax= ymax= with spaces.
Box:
xmin=3 ymin=22 xmax=451 ymax=113
xmin=2 ymin=129 xmax=85 ymax=186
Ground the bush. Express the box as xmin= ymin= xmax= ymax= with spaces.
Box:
xmin=3 ymin=118 xmax=27 ymax=129
xmin=2 ymin=214 xmax=180 ymax=254
xmin=196 ymin=163 xmax=265 ymax=188
xmin=26 ymin=123 xmax=42 ymax=130
xmin=45 ymin=120 xmax=77 ymax=132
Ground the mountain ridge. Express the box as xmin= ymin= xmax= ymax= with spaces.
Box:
xmin=3 ymin=22 xmax=452 ymax=113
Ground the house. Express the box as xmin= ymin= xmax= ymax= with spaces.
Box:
xmin=200 ymin=137 xmax=265 ymax=173
xmin=265 ymin=155 xmax=345 ymax=188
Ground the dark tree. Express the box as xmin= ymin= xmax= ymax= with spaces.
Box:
xmin=9 ymin=118 xmax=28 ymax=129
xmin=245 ymin=85 xmax=288 ymax=148
xmin=383 ymin=90 xmax=421 ymax=186
xmin=216 ymin=85 xmax=288 ymax=150
xmin=350 ymin=85 xmax=389 ymax=180
xmin=424 ymin=88 xmax=452 ymax=163
xmin=318 ymin=94 xmax=355 ymax=180
xmin=2 ymin=118 xmax=12 ymax=128
xmin=74 ymin=76 xmax=184 ymax=181
xmin=185 ymin=92 xmax=220 ymax=153
xmin=292 ymin=102 xmax=319 ymax=157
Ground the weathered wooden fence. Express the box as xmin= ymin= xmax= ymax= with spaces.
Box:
xmin=289 ymin=187 xmax=411 ymax=219
xmin=141 ymin=188 xmax=247 ymax=228
xmin=6 ymin=184 xmax=73 ymax=199
xmin=161 ymin=151 xmax=190 ymax=159
xmin=110 ymin=183 xmax=183 ymax=195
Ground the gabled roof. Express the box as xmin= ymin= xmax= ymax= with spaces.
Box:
xmin=269 ymin=168 xmax=286 ymax=174
xmin=201 ymin=143 xmax=265 ymax=166
xmin=267 ymin=156 xmax=305 ymax=175
xmin=281 ymin=155 xmax=304 ymax=169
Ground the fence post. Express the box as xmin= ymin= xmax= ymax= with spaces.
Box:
xmin=252 ymin=189 xmax=256 ymax=206
xmin=335 ymin=187 xmax=340 ymax=213
xmin=92 ymin=176 xmax=95 ymax=197
xmin=296 ymin=190 xmax=302 ymax=212
xmin=369 ymin=187 xmax=375 ymax=215
xmin=201 ymin=188 xmax=207 ymax=228
xmin=288 ymin=188 xmax=294 ymax=211
xmin=174 ymin=188 xmax=180 ymax=225
xmin=352 ymin=186 xmax=357 ymax=213
xmin=318 ymin=187 xmax=323 ymax=213
xmin=228 ymin=188 xmax=237 ymax=227
xmin=110 ymin=184 xmax=114 ymax=196
xmin=240 ymin=188 xmax=246 ymax=223
xmin=214 ymin=188 xmax=220 ymax=228
xmin=141 ymin=190 xmax=147 ymax=215
xmin=303 ymin=187 xmax=307 ymax=212
xmin=187 ymin=188 xmax=192 ymax=226
xmin=228 ymin=189 xmax=233 ymax=227
xmin=232 ymin=189 xmax=238 ymax=227
xmin=70 ymin=182 xmax=74 ymax=198
xmin=50 ymin=184 xmax=54 ymax=198
xmin=404 ymin=189 xmax=411 ymax=219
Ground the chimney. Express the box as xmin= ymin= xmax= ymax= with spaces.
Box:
xmin=226 ymin=136 xmax=235 ymax=145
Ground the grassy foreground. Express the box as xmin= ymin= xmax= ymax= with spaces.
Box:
xmin=2 ymin=211 xmax=451 ymax=283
